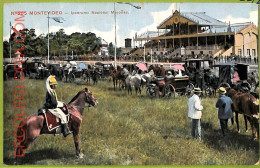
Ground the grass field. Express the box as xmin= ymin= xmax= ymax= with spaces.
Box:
xmin=3 ymin=78 xmax=259 ymax=165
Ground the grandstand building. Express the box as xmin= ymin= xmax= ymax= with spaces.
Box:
xmin=133 ymin=10 xmax=258 ymax=59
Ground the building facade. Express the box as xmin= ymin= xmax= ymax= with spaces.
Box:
xmin=133 ymin=10 xmax=258 ymax=59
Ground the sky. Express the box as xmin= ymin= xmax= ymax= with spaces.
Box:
xmin=3 ymin=3 xmax=258 ymax=47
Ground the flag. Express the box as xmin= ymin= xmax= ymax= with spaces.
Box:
xmin=51 ymin=17 xmax=65 ymax=23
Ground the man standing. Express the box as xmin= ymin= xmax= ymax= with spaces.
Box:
xmin=188 ymin=88 xmax=203 ymax=140
xmin=215 ymin=87 xmax=233 ymax=150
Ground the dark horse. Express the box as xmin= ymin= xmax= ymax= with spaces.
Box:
xmin=148 ymin=65 xmax=165 ymax=77
xmin=15 ymin=88 xmax=98 ymax=162
xmin=109 ymin=66 xmax=125 ymax=90
xmin=226 ymin=86 xmax=259 ymax=140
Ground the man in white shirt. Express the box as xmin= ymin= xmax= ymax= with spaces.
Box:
xmin=188 ymin=88 xmax=203 ymax=140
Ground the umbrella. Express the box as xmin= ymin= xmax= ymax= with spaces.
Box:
xmin=173 ymin=64 xmax=185 ymax=71
xmin=78 ymin=62 xmax=87 ymax=69
xmin=136 ymin=62 xmax=148 ymax=71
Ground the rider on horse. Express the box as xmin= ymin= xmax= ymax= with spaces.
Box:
xmin=44 ymin=75 xmax=71 ymax=137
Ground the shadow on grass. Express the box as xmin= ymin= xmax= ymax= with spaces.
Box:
xmin=4 ymin=148 xmax=74 ymax=165
xmin=201 ymin=122 xmax=259 ymax=153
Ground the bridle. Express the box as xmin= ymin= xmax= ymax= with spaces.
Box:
xmin=85 ymin=91 xmax=95 ymax=111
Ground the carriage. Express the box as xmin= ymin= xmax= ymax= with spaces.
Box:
xmin=62 ymin=61 xmax=89 ymax=83
xmin=46 ymin=63 xmax=62 ymax=80
xmin=146 ymin=63 xmax=191 ymax=98
xmin=208 ymin=63 xmax=252 ymax=95
xmin=94 ymin=62 xmax=113 ymax=79
xmin=25 ymin=59 xmax=49 ymax=79
xmin=4 ymin=63 xmax=22 ymax=80
xmin=184 ymin=58 xmax=216 ymax=96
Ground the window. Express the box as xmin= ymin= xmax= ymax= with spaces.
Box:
xmin=238 ymin=49 xmax=242 ymax=56
xmin=252 ymin=49 xmax=256 ymax=56
xmin=247 ymin=49 xmax=250 ymax=56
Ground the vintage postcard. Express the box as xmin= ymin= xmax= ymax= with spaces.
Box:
xmin=1 ymin=0 xmax=259 ymax=166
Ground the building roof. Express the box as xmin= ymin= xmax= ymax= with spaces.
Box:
xmin=158 ymin=11 xmax=226 ymax=29
xmin=201 ymin=23 xmax=252 ymax=34
xmin=181 ymin=12 xmax=226 ymax=26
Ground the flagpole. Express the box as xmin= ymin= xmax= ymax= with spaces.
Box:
xmin=47 ymin=13 xmax=50 ymax=64
xmin=114 ymin=2 xmax=117 ymax=69
xmin=9 ymin=22 xmax=12 ymax=63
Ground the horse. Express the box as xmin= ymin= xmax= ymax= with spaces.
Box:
xmin=15 ymin=88 xmax=98 ymax=162
xmin=82 ymin=69 xmax=91 ymax=84
xmin=91 ymin=68 xmax=101 ymax=85
xmin=109 ymin=66 xmax=125 ymax=90
xmin=226 ymin=87 xmax=259 ymax=140
xmin=140 ymin=72 xmax=154 ymax=87
xmin=125 ymin=74 xmax=146 ymax=95
xmin=148 ymin=65 xmax=161 ymax=77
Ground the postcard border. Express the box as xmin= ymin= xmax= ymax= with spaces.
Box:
xmin=0 ymin=0 xmax=259 ymax=167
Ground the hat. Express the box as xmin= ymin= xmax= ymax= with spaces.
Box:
xmin=193 ymin=88 xmax=202 ymax=93
xmin=160 ymin=64 xmax=163 ymax=66
xmin=49 ymin=76 xmax=58 ymax=86
xmin=218 ymin=87 xmax=226 ymax=94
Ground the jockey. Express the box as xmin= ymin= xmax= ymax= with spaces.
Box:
xmin=45 ymin=75 xmax=71 ymax=137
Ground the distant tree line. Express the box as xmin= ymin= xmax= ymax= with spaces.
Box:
xmin=3 ymin=28 xmax=120 ymax=58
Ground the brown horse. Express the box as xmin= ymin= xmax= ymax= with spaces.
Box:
xmin=109 ymin=66 xmax=125 ymax=90
xmin=148 ymin=65 xmax=162 ymax=77
xmin=15 ymin=88 xmax=98 ymax=161
xmin=226 ymin=87 xmax=259 ymax=140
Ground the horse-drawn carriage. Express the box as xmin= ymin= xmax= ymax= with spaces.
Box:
xmin=94 ymin=62 xmax=112 ymax=79
xmin=146 ymin=63 xmax=191 ymax=98
xmin=207 ymin=63 xmax=252 ymax=95
xmin=25 ymin=59 xmax=49 ymax=79
xmin=46 ymin=63 xmax=62 ymax=80
xmin=4 ymin=63 xmax=22 ymax=80
xmin=62 ymin=61 xmax=88 ymax=83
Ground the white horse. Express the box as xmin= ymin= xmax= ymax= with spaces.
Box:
xmin=140 ymin=71 xmax=154 ymax=87
xmin=125 ymin=73 xmax=146 ymax=95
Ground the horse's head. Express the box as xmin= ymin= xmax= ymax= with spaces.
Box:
xmin=84 ymin=88 xmax=98 ymax=107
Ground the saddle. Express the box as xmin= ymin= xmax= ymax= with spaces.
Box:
xmin=39 ymin=103 xmax=70 ymax=131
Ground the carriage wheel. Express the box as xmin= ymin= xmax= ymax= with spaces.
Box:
xmin=186 ymin=83 xmax=194 ymax=96
xmin=165 ymin=84 xmax=175 ymax=98
xmin=146 ymin=87 xmax=156 ymax=97
xmin=68 ymin=73 xmax=75 ymax=83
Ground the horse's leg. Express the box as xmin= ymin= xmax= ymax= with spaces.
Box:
xmin=247 ymin=117 xmax=258 ymax=140
xmin=235 ymin=112 xmax=240 ymax=133
xmin=130 ymin=85 xmax=132 ymax=95
xmin=113 ymin=78 xmax=116 ymax=90
xmin=73 ymin=129 xmax=83 ymax=158
xmin=244 ymin=115 xmax=248 ymax=132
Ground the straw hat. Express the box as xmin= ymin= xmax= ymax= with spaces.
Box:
xmin=218 ymin=87 xmax=226 ymax=94
xmin=193 ymin=88 xmax=202 ymax=93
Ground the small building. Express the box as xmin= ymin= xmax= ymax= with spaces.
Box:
xmin=125 ymin=38 xmax=132 ymax=48
xmin=99 ymin=39 xmax=109 ymax=56
xmin=234 ymin=24 xmax=258 ymax=58
xmin=122 ymin=38 xmax=134 ymax=56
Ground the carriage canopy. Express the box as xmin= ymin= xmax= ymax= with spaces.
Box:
xmin=78 ymin=62 xmax=87 ymax=70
